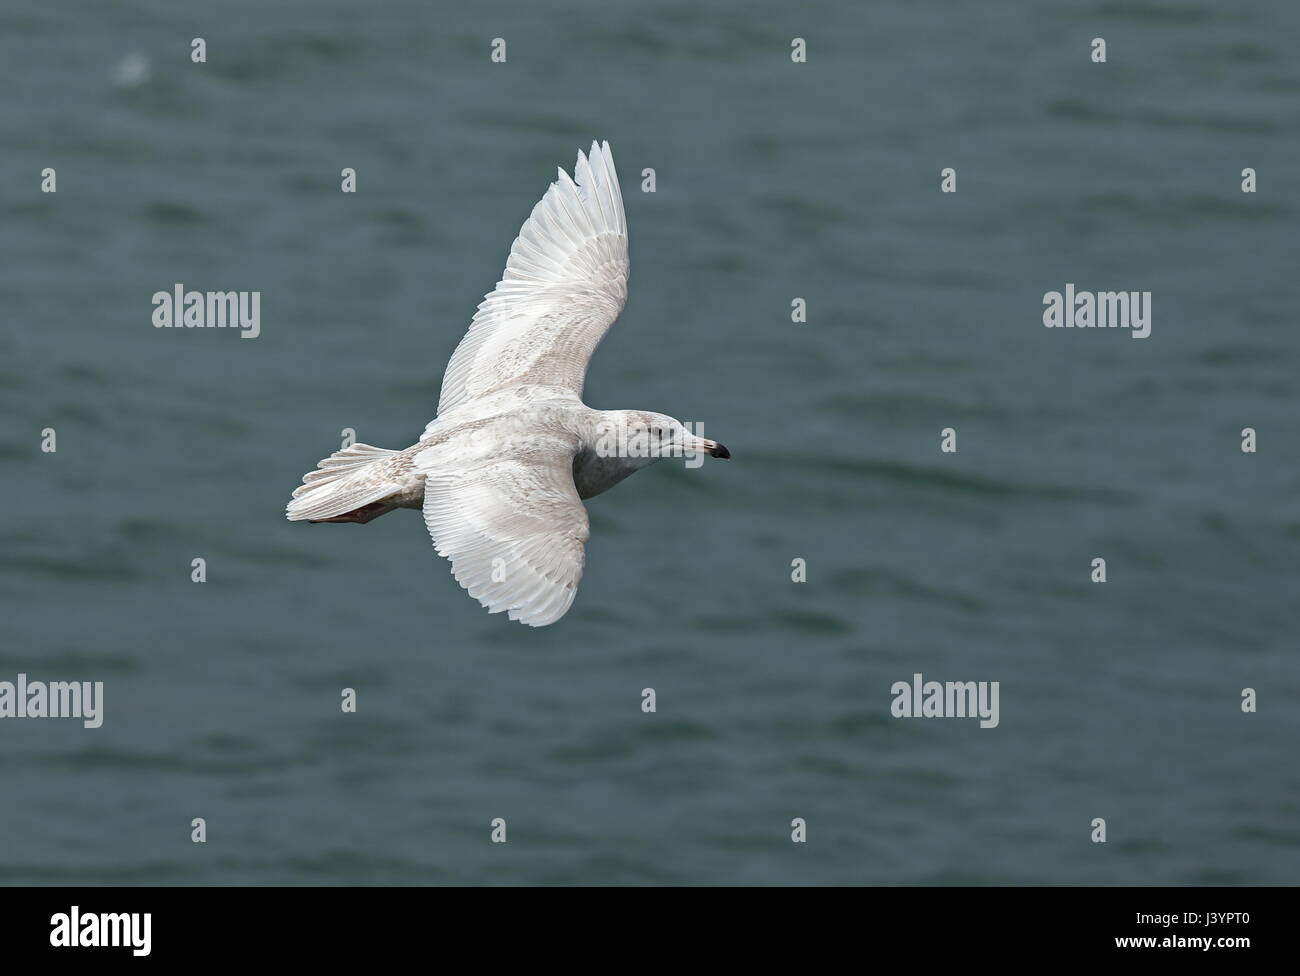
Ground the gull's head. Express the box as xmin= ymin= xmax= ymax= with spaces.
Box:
xmin=597 ymin=411 xmax=730 ymax=464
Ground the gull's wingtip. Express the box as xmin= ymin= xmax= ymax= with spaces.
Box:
xmin=579 ymin=139 xmax=613 ymax=167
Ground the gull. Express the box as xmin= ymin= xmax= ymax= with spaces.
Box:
xmin=285 ymin=141 xmax=730 ymax=626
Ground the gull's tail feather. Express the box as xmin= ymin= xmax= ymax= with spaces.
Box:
xmin=286 ymin=443 xmax=401 ymax=521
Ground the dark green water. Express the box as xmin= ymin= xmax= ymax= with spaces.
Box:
xmin=1 ymin=0 xmax=1297 ymax=884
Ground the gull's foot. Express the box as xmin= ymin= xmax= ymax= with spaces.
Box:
xmin=309 ymin=502 xmax=396 ymax=524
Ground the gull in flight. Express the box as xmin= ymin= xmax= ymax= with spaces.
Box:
xmin=286 ymin=141 xmax=730 ymax=626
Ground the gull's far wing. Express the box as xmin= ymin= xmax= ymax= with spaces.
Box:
xmin=436 ymin=141 xmax=628 ymax=416
xmin=416 ymin=433 xmax=590 ymax=627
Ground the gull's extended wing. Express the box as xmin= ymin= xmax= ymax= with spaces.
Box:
xmin=434 ymin=141 xmax=629 ymax=419
xmin=416 ymin=431 xmax=589 ymax=627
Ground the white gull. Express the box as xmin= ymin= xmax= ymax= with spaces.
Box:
xmin=285 ymin=141 xmax=730 ymax=626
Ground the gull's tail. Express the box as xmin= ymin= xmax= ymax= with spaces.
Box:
xmin=285 ymin=443 xmax=401 ymax=521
